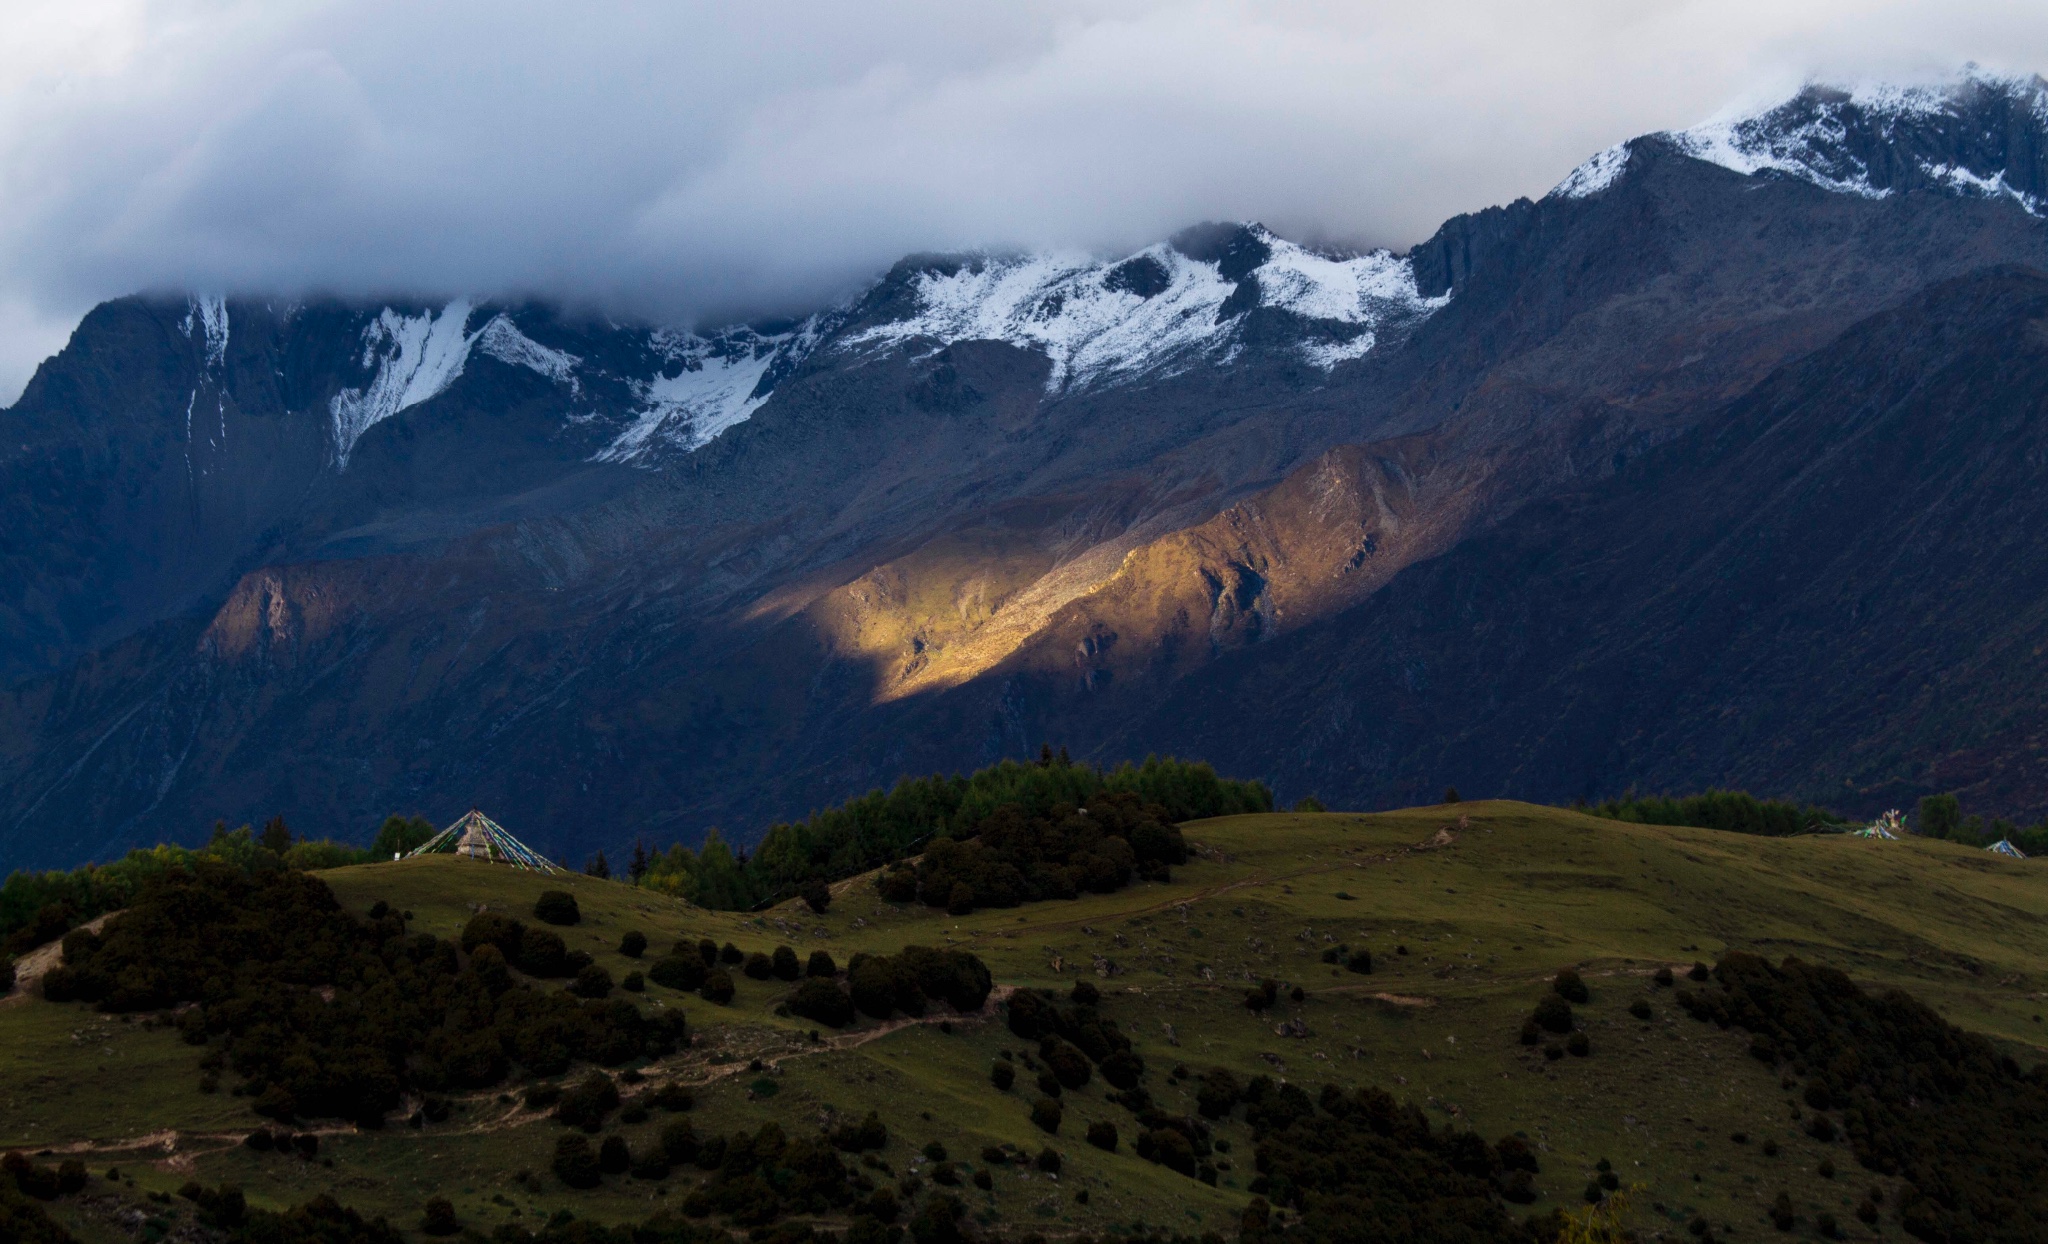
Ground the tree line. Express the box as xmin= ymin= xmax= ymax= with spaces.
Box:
xmin=1577 ymin=789 xmax=1847 ymax=836
xmin=640 ymin=750 xmax=1269 ymax=911
xmin=1 ymin=816 xmax=399 ymax=964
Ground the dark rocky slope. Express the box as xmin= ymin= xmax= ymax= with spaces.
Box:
xmin=6 ymin=79 xmax=2048 ymax=868
xmin=1107 ymin=266 xmax=2048 ymax=815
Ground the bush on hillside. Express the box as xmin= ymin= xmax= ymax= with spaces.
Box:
xmin=743 ymin=952 xmax=774 ymax=980
xmin=619 ymin=930 xmax=647 ymax=958
xmin=1031 ymin=1097 xmax=1063 ymax=1134
xmin=700 ymin=970 xmax=735 ymax=1004
xmin=533 ymin=891 xmax=581 ymax=926
xmin=1532 ymin=994 xmax=1574 ymax=1034
xmin=649 ymin=954 xmax=708 ymax=992
xmin=846 ymin=947 xmax=991 ymax=1021
xmin=553 ymin=1135 xmax=600 ymax=1189
xmin=771 ymin=945 xmax=801 ymax=980
xmin=1553 ymin=969 xmax=1589 ymax=1003
xmin=789 ymin=979 xmax=855 ymax=1028
xmin=806 ymin=950 xmax=837 ymax=978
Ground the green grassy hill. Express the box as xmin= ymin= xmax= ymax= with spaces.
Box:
xmin=5 ymin=801 xmax=2045 ymax=1243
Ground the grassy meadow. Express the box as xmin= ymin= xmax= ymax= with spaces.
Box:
xmin=5 ymin=800 xmax=2045 ymax=1241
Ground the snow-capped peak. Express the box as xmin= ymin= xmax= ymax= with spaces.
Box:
xmin=842 ymin=225 xmax=1445 ymax=391
xmin=1664 ymin=69 xmax=2048 ymax=213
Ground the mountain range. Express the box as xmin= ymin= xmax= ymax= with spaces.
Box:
xmin=5 ymin=70 xmax=2048 ymax=870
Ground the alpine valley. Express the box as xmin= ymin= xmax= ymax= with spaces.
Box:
xmin=8 ymin=72 xmax=2048 ymax=871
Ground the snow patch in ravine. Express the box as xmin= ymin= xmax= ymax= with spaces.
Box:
xmin=328 ymin=300 xmax=475 ymax=468
xmin=598 ymin=322 xmax=823 ymax=460
xmin=181 ymin=296 xmax=230 ymax=368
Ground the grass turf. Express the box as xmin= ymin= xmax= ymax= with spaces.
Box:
xmin=4 ymin=800 xmax=2044 ymax=1239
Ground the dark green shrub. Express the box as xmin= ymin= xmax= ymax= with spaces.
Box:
xmin=1035 ymin=1146 xmax=1061 ymax=1173
xmin=620 ymin=970 xmax=644 ymax=993
xmin=800 ymin=878 xmax=832 ymax=914
xmin=1346 ymin=950 xmax=1373 ymax=974
xmin=789 ymin=979 xmax=855 ymax=1028
xmin=700 ymin=969 xmax=735 ymax=1004
xmin=1086 ymin=1121 xmax=1117 ymax=1152
xmin=831 ymin=1111 xmax=888 ymax=1152
xmin=1689 ymin=961 xmax=1711 ymax=981
xmin=631 ymin=1150 xmax=671 ymax=1180
xmin=1770 ymin=1192 xmax=1795 ymax=1230
xmin=1629 ymin=998 xmax=1652 ymax=1020
xmin=772 ymin=945 xmax=801 ymax=980
xmin=651 ymin=1082 xmax=694 ymax=1112
xmin=649 ymin=954 xmax=707 ymax=991
xmin=719 ymin=942 xmax=743 ymax=964
xmin=1519 ymin=1019 xmax=1541 ymax=1045
xmin=743 ymin=952 xmax=774 ymax=980
xmin=1553 ymin=968 xmax=1589 ymax=1003
xmin=553 ymin=1073 xmax=619 ymax=1132
xmin=990 ymin=1062 xmax=1015 ymax=1091
xmin=619 ymin=931 xmax=647 ymax=958
xmin=553 ymin=1135 xmax=601 ymax=1189
xmin=1040 ymin=1038 xmax=1091 ymax=1089
xmin=1654 ymin=966 xmax=1674 ymax=987
xmin=807 ymin=950 xmax=837 ymax=978
xmin=861 ymin=1188 xmax=900 ymax=1223
xmin=1533 ymin=994 xmax=1574 ymax=1033
xmin=518 ymin=927 xmax=572 ymax=977
xmin=570 ymin=964 xmax=613 ymax=999
xmin=598 ymin=1136 xmax=630 ymax=1175
xmin=1031 ymin=1097 xmax=1063 ymax=1134
xmin=1196 ymin=1068 xmax=1240 ymax=1119
xmin=659 ymin=1119 xmax=698 ymax=1164
xmin=1070 ymin=979 xmax=1099 ymax=1005
xmin=1567 ymin=1032 xmax=1590 ymax=1057
xmin=533 ymin=891 xmax=581 ymax=926
xmin=421 ymin=1198 xmax=460 ymax=1235
xmin=524 ymin=1083 xmax=562 ymax=1111
xmin=460 ymin=911 xmax=525 ymax=958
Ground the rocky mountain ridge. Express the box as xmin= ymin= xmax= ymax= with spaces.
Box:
xmin=5 ymin=71 xmax=2048 ymax=869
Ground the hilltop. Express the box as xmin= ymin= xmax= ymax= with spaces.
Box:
xmin=4 ymin=801 xmax=2047 ymax=1242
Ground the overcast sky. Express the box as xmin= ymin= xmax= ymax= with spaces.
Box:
xmin=2 ymin=1 xmax=2046 ymax=403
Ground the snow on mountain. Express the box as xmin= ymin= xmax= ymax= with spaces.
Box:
xmin=1665 ymin=70 xmax=2048 ymax=213
xmin=597 ymin=321 xmax=824 ymax=460
xmin=475 ymin=315 xmax=581 ymax=391
xmin=181 ymin=295 xmax=230 ymax=368
xmin=843 ymin=227 xmax=1445 ymax=393
xmin=1549 ymin=143 xmax=1632 ymax=199
xmin=329 ymin=300 xmax=477 ymax=468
